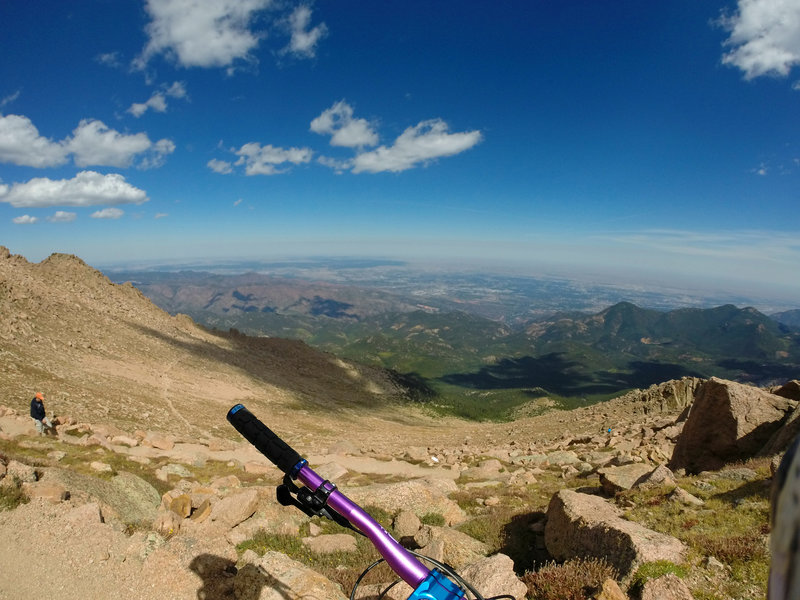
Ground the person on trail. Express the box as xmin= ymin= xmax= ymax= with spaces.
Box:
xmin=30 ymin=392 xmax=54 ymax=435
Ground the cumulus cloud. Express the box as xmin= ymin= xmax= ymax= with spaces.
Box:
xmin=0 ymin=114 xmax=175 ymax=170
xmin=0 ymin=114 xmax=69 ymax=167
xmin=12 ymin=215 xmax=38 ymax=225
xmin=46 ymin=211 xmax=77 ymax=223
xmin=155 ymin=212 xmax=169 ymax=218
xmin=310 ymin=101 xmax=378 ymax=148
xmin=65 ymin=119 xmax=175 ymax=169
xmin=283 ymin=5 xmax=327 ymax=58
xmin=129 ymin=81 xmax=188 ymax=117
xmin=91 ymin=207 xmax=125 ymax=219
xmin=720 ymin=0 xmax=800 ymax=79
xmin=207 ymin=158 xmax=234 ymax=174
xmin=0 ymin=171 xmax=148 ymax=208
xmin=134 ymin=0 xmax=272 ymax=69
xmin=352 ymin=119 xmax=482 ymax=173
xmin=233 ymin=142 xmax=312 ymax=175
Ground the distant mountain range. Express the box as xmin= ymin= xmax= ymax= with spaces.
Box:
xmin=772 ymin=309 xmax=800 ymax=330
xmin=111 ymin=269 xmax=800 ymax=419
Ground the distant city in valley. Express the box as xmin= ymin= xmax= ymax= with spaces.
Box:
xmin=105 ymin=256 xmax=799 ymax=319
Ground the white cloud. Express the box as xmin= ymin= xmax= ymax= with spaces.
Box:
xmin=0 ymin=114 xmax=69 ymax=167
xmin=233 ymin=198 xmax=243 ymax=206
xmin=0 ymin=171 xmax=148 ymax=208
xmin=138 ymin=138 xmax=176 ymax=169
xmin=67 ymin=119 xmax=150 ymax=167
xmin=284 ymin=5 xmax=327 ymax=58
xmin=12 ymin=215 xmax=38 ymax=225
xmin=0 ymin=114 xmax=174 ymax=169
xmin=0 ymin=91 xmax=21 ymax=110
xmin=317 ymin=155 xmax=352 ymax=173
xmin=135 ymin=0 xmax=272 ymax=69
xmin=720 ymin=0 xmax=800 ymax=79
xmin=66 ymin=119 xmax=175 ymax=169
xmin=95 ymin=52 xmax=122 ymax=68
xmin=129 ymin=95 xmax=167 ymax=117
xmin=352 ymin=119 xmax=482 ymax=173
xmin=310 ymin=101 xmax=378 ymax=148
xmin=207 ymin=158 xmax=234 ymax=174
xmin=46 ymin=211 xmax=77 ymax=223
xmin=233 ymin=142 xmax=312 ymax=175
xmin=155 ymin=212 xmax=169 ymax=219
xmin=128 ymin=81 xmax=188 ymax=117
xmin=91 ymin=207 xmax=125 ymax=219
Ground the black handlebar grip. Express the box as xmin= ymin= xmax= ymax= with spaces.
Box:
xmin=227 ymin=404 xmax=304 ymax=475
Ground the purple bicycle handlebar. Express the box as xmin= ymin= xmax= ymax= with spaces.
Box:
xmin=296 ymin=464 xmax=430 ymax=588
xmin=227 ymin=404 xmax=430 ymax=588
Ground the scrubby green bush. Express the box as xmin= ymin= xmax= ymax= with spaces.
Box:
xmin=0 ymin=477 xmax=30 ymax=511
xmin=420 ymin=512 xmax=446 ymax=526
xmin=521 ymin=558 xmax=618 ymax=600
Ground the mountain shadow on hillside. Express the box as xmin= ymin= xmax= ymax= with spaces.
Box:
xmin=715 ymin=359 xmax=800 ymax=384
xmin=127 ymin=322 xmax=408 ymax=411
xmin=439 ymin=353 xmax=704 ymax=397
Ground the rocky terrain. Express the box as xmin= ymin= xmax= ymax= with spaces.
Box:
xmin=1 ymin=247 xmax=799 ymax=599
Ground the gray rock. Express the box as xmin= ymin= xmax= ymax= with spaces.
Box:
xmin=460 ymin=554 xmax=528 ymax=600
xmin=4 ymin=460 xmax=37 ymax=484
xmin=393 ymin=510 xmax=422 ymax=538
xmin=414 ymin=525 xmax=489 ymax=569
xmin=597 ymin=464 xmax=654 ymax=494
xmin=546 ymin=450 xmax=581 ymax=466
xmin=670 ymin=377 xmax=794 ymax=473
xmin=544 ymin=489 xmax=686 ymax=579
xmin=210 ymin=489 xmax=259 ymax=529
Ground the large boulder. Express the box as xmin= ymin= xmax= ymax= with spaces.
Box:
xmin=210 ymin=489 xmax=259 ymax=529
xmin=670 ymin=377 xmax=795 ymax=473
xmin=597 ymin=464 xmax=654 ymax=495
xmin=234 ymin=550 xmax=348 ymax=600
xmin=460 ymin=554 xmax=528 ymax=600
xmin=413 ymin=525 xmax=489 ymax=569
xmin=761 ymin=393 xmax=800 ymax=456
xmin=544 ymin=489 xmax=686 ymax=579
xmin=615 ymin=377 xmax=704 ymax=416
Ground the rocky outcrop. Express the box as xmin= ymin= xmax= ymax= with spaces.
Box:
xmin=614 ymin=377 xmax=704 ymax=416
xmin=670 ymin=377 xmax=796 ymax=473
xmin=544 ymin=489 xmax=686 ymax=579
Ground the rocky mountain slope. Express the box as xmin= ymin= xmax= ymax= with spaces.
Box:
xmin=0 ymin=247 xmax=421 ymax=444
xmin=2 ymin=246 xmax=800 ymax=599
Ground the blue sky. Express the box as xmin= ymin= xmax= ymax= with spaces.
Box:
xmin=1 ymin=1 xmax=799 ymax=300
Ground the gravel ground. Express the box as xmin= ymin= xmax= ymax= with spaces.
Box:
xmin=0 ymin=499 xmax=237 ymax=600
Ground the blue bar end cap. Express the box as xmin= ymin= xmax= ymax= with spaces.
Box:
xmin=406 ymin=569 xmax=464 ymax=600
